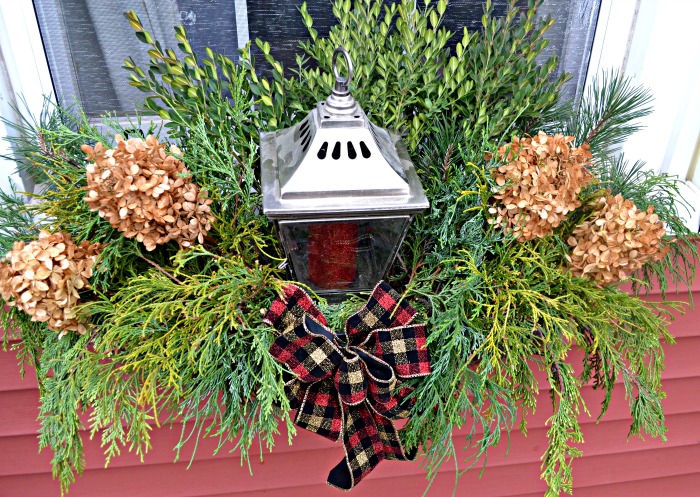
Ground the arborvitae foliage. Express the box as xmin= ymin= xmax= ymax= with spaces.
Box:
xmin=1 ymin=32 xmax=288 ymax=492
xmin=0 ymin=1 xmax=697 ymax=496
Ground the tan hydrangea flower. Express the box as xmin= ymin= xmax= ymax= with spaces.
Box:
xmin=567 ymin=194 xmax=670 ymax=285
xmin=82 ymin=134 xmax=214 ymax=251
xmin=489 ymin=131 xmax=594 ymax=241
xmin=0 ymin=230 xmax=103 ymax=337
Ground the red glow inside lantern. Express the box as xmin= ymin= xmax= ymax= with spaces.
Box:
xmin=307 ymin=222 xmax=359 ymax=289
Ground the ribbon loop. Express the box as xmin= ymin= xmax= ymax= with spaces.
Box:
xmin=269 ymin=321 xmax=342 ymax=383
xmin=344 ymin=281 xmax=417 ymax=340
xmin=264 ymin=281 xmax=431 ymax=489
xmin=371 ymin=325 xmax=431 ymax=377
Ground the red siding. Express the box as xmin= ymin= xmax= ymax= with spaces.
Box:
xmin=1 ymin=281 xmax=699 ymax=497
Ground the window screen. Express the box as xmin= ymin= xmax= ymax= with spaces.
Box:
xmin=34 ymin=0 xmax=600 ymax=117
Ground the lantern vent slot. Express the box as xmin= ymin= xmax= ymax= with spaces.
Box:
xmin=347 ymin=141 xmax=357 ymax=159
xmin=317 ymin=142 xmax=328 ymax=159
xmin=301 ymin=135 xmax=311 ymax=152
xmin=332 ymin=142 xmax=342 ymax=160
xmin=359 ymin=141 xmax=371 ymax=158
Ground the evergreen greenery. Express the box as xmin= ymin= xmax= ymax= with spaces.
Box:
xmin=0 ymin=1 xmax=696 ymax=496
xmin=241 ymin=0 xmax=565 ymax=149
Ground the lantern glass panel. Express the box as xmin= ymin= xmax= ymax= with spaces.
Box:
xmin=278 ymin=216 xmax=410 ymax=295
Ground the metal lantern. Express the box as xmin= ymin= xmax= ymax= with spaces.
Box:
xmin=260 ymin=47 xmax=429 ymax=300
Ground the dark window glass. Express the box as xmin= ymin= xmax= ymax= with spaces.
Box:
xmin=34 ymin=0 xmax=600 ymax=116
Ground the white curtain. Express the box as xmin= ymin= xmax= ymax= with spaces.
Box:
xmin=85 ymin=0 xmax=181 ymax=112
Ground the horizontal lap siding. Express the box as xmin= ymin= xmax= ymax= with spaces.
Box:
xmin=1 ymin=283 xmax=698 ymax=497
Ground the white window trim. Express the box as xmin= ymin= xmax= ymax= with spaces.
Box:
xmin=587 ymin=0 xmax=700 ymax=232
xmin=0 ymin=0 xmax=53 ymax=195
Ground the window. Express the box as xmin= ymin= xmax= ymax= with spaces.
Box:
xmin=588 ymin=0 xmax=700 ymax=231
xmin=34 ymin=0 xmax=250 ymax=116
xmin=33 ymin=0 xmax=601 ymax=116
xmin=0 ymin=1 xmax=53 ymax=194
xmin=1 ymin=0 xmax=601 ymax=194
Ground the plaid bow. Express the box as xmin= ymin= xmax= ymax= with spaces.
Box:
xmin=264 ymin=281 xmax=431 ymax=490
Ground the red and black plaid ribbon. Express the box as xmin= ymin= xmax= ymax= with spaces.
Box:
xmin=264 ymin=281 xmax=431 ymax=490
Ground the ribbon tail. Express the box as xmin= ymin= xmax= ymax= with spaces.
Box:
xmin=327 ymin=400 xmax=414 ymax=490
xmin=327 ymin=402 xmax=383 ymax=490
xmin=373 ymin=409 xmax=416 ymax=462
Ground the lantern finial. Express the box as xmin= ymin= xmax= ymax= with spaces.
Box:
xmin=332 ymin=46 xmax=353 ymax=94
xmin=325 ymin=47 xmax=357 ymax=115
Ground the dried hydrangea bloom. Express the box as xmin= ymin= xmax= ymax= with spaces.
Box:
xmin=0 ymin=230 xmax=102 ymax=337
xmin=489 ymin=131 xmax=594 ymax=241
xmin=567 ymin=194 xmax=670 ymax=285
xmin=82 ymin=134 xmax=214 ymax=252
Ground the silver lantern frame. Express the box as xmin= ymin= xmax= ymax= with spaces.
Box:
xmin=260 ymin=47 xmax=429 ymax=299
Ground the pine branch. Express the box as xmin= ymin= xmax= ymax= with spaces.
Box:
xmin=568 ymin=71 xmax=653 ymax=154
xmin=0 ymin=185 xmax=38 ymax=253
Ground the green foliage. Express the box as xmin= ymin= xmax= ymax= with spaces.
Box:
xmin=2 ymin=103 xmax=178 ymax=300
xmin=123 ymin=10 xmax=257 ymax=148
xmin=1 ymin=96 xmax=73 ymax=186
xmin=0 ymin=186 xmax=37 ymax=253
xmin=74 ymin=248 xmax=292 ymax=475
xmin=122 ymin=8 xmax=280 ymax=263
xmin=401 ymin=120 xmax=498 ymax=281
xmin=405 ymin=234 xmax=679 ymax=493
xmin=401 ymin=266 xmax=516 ymax=488
xmin=1 ymin=306 xmax=46 ymax=389
xmin=241 ymin=0 xmax=565 ymax=149
xmin=1 ymin=23 xmax=286 ymax=492
xmin=37 ymin=332 xmax=90 ymax=494
xmin=0 ymin=2 xmax=697 ymax=497
xmin=381 ymin=70 xmax=691 ymax=494
xmin=563 ymin=71 xmax=653 ymax=157
xmin=181 ymin=118 xmax=281 ymax=262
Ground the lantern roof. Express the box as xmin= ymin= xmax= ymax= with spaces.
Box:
xmin=261 ymin=47 xmax=429 ymax=219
